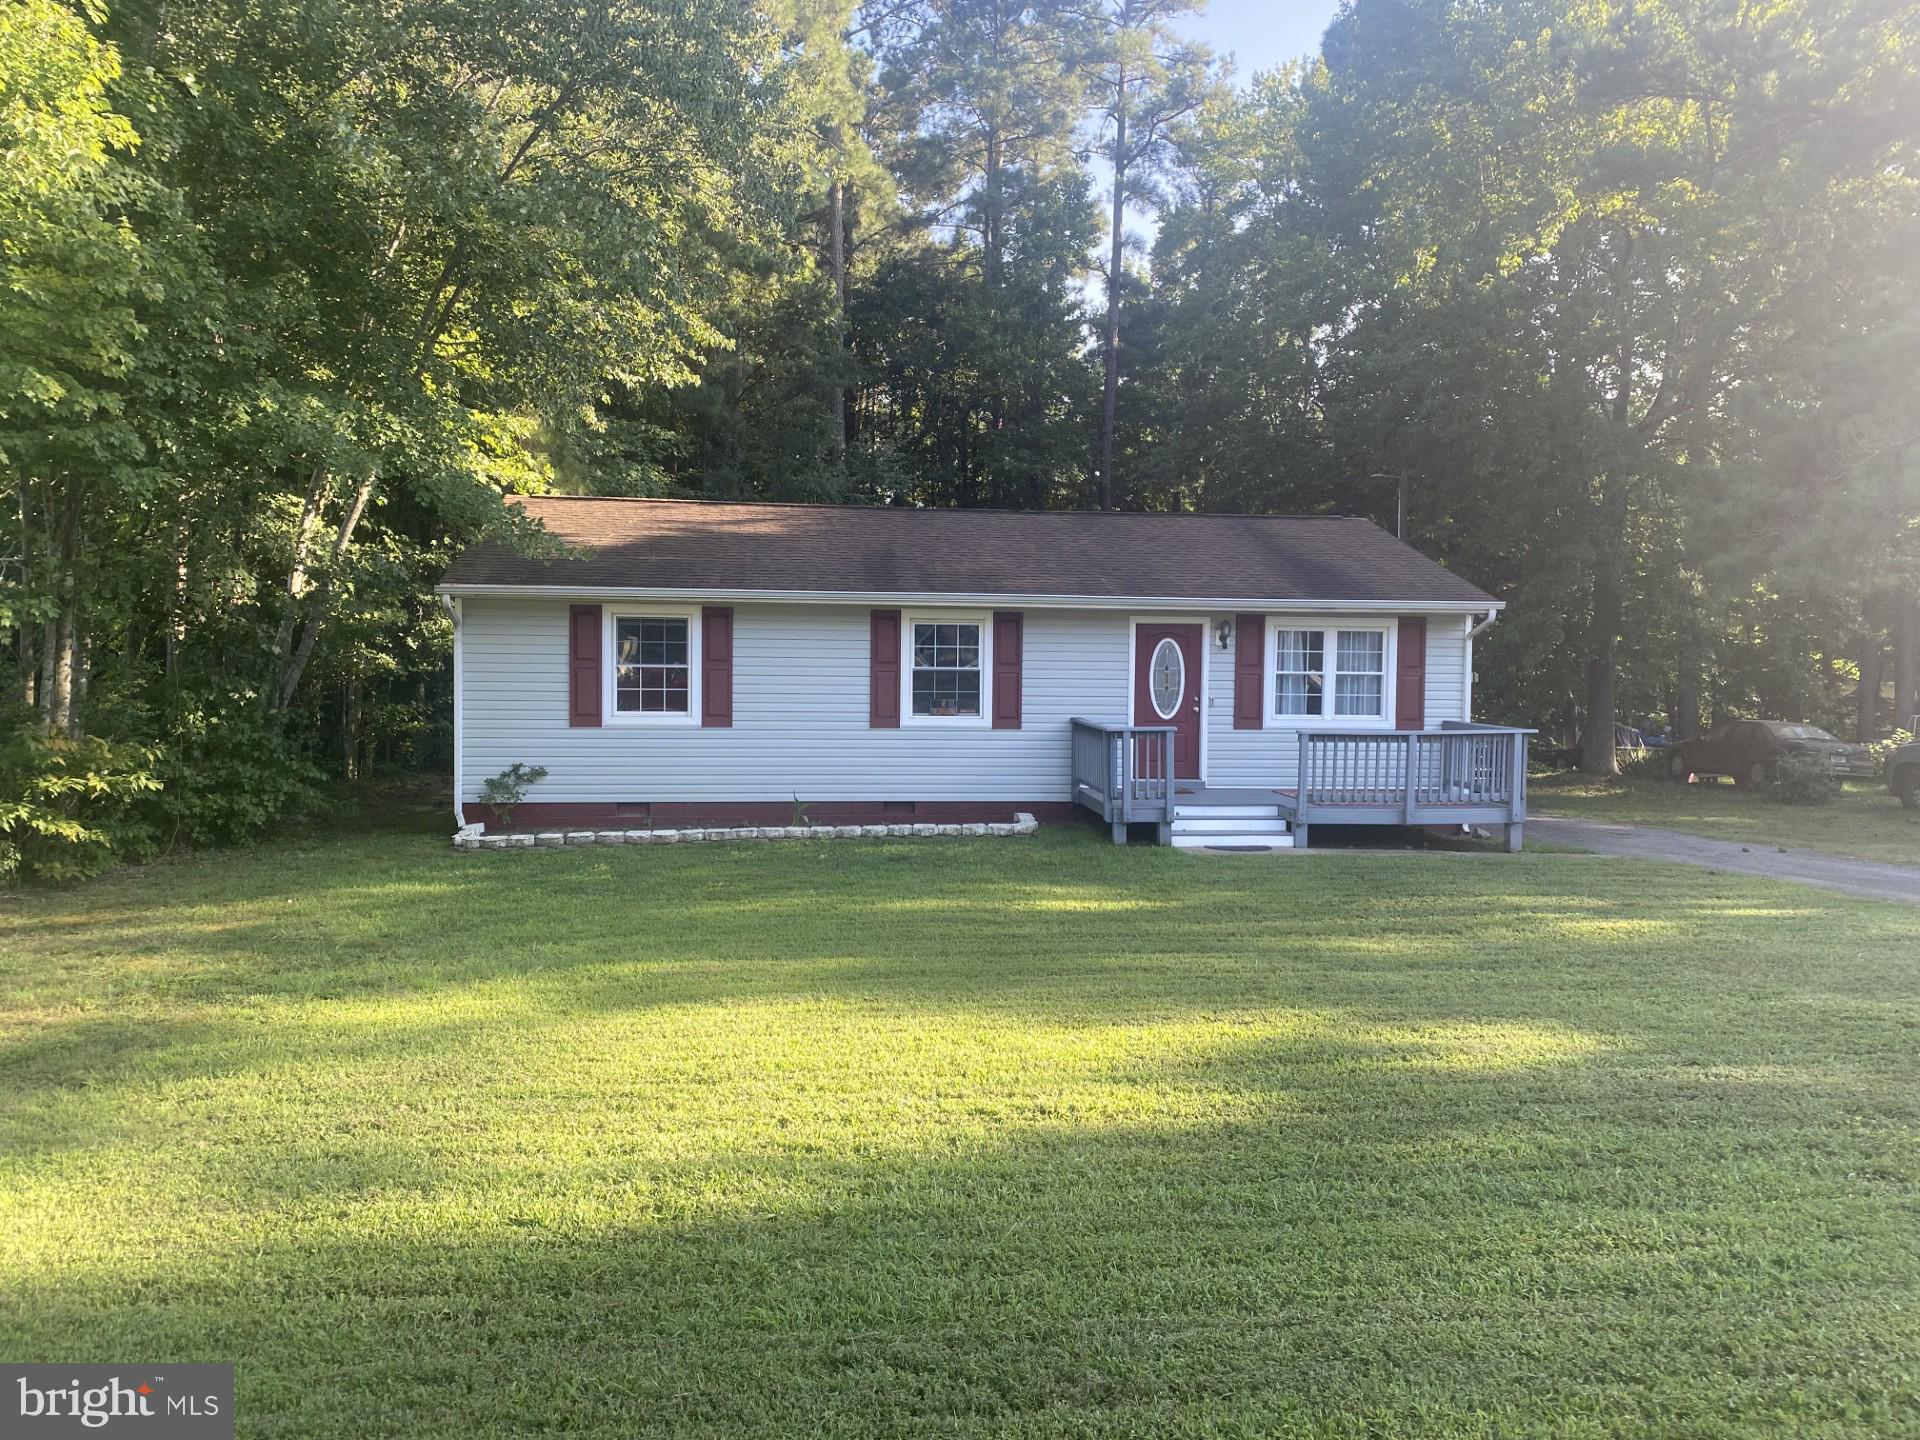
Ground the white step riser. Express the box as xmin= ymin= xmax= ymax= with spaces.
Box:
xmin=1175 ymin=805 xmax=1284 ymax=820
xmin=1173 ymin=818 xmax=1293 ymax=836
xmin=1172 ymin=834 xmax=1295 ymax=850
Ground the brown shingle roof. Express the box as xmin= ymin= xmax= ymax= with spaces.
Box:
xmin=439 ymin=497 xmax=1499 ymax=607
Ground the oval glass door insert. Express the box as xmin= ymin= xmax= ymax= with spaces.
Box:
xmin=1149 ymin=637 xmax=1185 ymax=719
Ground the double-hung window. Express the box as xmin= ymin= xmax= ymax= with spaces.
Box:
xmin=610 ymin=611 xmax=698 ymax=721
xmin=1332 ymin=630 xmax=1386 ymax=717
xmin=1270 ymin=622 xmax=1392 ymax=724
xmin=906 ymin=616 xmax=987 ymax=720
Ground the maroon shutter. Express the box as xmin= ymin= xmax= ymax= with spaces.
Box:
xmin=569 ymin=604 xmax=602 ymax=727
xmin=870 ymin=609 xmax=901 ymax=728
xmin=1396 ymin=617 xmax=1427 ymax=731
xmin=991 ymin=611 xmax=1023 ymax=729
xmin=1233 ymin=613 xmax=1264 ymax=730
xmin=701 ymin=606 xmax=733 ymax=727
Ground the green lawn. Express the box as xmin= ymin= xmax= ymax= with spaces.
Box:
xmin=3 ymin=825 xmax=1918 ymax=1437
xmin=1531 ymin=771 xmax=1920 ymax=865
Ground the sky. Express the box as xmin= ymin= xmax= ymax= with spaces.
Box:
xmin=1174 ymin=0 xmax=1342 ymax=85
xmin=1093 ymin=1 xmax=1340 ymax=256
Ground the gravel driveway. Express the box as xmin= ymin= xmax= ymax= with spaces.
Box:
xmin=1528 ymin=817 xmax=1920 ymax=906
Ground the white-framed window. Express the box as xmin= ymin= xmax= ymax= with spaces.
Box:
xmin=606 ymin=607 xmax=700 ymax=724
xmin=1268 ymin=620 xmax=1394 ymax=725
xmin=904 ymin=612 xmax=990 ymax=723
xmin=1332 ymin=628 xmax=1386 ymax=717
xmin=1274 ymin=628 xmax=1325 ymax=717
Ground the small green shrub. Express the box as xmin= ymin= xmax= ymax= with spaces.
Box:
xmin=1619 ymin=750 xmax=1670 ymax=781
xmin=1868 ymin=729 xmax=1914 ymax=775
xmin=147 ymin=710 xmax=327 ymax=847
xmin=479 ymin=763 xmax=547 ymax=829
xmin=1764 ymin=755 xmax=1841 ymax=805
xmin=0 ymin=728 xmax=162 ymax=883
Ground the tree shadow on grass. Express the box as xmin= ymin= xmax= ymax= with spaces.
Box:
xmin=4 ymin=831 xmax=1917 ymax=1162
xmin=6 ymin=841 xmax=1918 ymax=1436
xmin=4 ymin=1080 xmax=1914 ymax=1439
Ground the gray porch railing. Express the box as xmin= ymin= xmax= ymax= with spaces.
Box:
xmin=1292 ymin=723 xmax=1533 ymax=850
xmin=1070 ymin=718 xmax=1176 ymax=844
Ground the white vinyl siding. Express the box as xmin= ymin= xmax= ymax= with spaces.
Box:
xmin=1209 ymin=613 xmax=1473 ymax=790
xmin=458 ymin=599 xmax=1126 ymax=804
xmin=1425 ymin=614 xmax=1470 ymax=728
xmin=458 ymin=601 xmax=1477 ymax=804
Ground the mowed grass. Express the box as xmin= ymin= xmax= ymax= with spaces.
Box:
xmin=2 ymin=825 xmax=1918 ymax=1438
xmin=1532 ymin=772 xmax=1920 ymax=865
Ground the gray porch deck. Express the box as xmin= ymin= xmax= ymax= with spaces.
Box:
xmin=1072 ymin=720 xmax=1535 ymax=851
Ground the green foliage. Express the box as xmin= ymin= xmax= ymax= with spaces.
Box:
xmin=2 ymin=0 xmax=1916 ymax=862
xmin=1144 ymin=0 xmax=1919 ymax=755
xmin=0 ymin=726 xmax=160 ymax=883
xmin=1763 ymin=756 xmax=1842 ymax=806
xmin=144 ymin=711 xmax=327 ymax=848
xmin=0 ymin=0 xmax=810 ymax=862
xmin=478 ymin=764 xmax=548 ymax=831
xmin=1617 ymin=749 xmax=1671 ymax=782
xmin=1867 ymin=730 xmax=1915 ymax=776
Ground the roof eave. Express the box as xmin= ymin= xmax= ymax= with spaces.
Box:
xmin=434 ymin=582 xmax=1502 ymax=613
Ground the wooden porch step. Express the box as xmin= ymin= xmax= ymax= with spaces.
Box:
xmin=1173 ymin=785 xmax=1293 ymax=808
xmin=1171 ymin=801 xmax=1294 ymax=850
xmin=1173 ymin=816 xmax=1292 ymax=836
xmin=1172 ymin=833 xmax=1296 ymax=851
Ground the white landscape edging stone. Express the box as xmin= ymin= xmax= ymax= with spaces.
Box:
xmin=455 ymin=812 xmax=1040 ymax=851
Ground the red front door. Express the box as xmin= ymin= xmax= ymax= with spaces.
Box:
xmin=1134 ymin=622 xmax=1204 ymax=780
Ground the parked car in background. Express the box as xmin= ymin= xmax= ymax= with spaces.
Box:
xmin=1888 ymin=738 xmax=1920 ymax=810
xmin=1666 ymin=720 xmax=1878 ymax=787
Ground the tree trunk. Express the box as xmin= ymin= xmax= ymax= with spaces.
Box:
xmin=828 ymin=173 xmax=847 ymax=477
xmin=1098 ymin=74 xmax=1127 ymax=513
xmin=273 ymin=468 xmax=378 ymax=713
xmin=38 ymin=618 xmax=58 ymax=729
xmin=70 ymin=620 xmax=89 ymax=738
xmin=1857 ymin=634 xmax=1884 ymax=741
xmin=166 ymin=527 xmax=189 ymax=680
xmin=1581 ymin=234 xmax=1639 ymax=777
xmin=342 ymin=675 xmax=360 ymax=780
xmin=15 ymin=475 xmax=37 ymax=709
xmin=1672 ymin=614 xmax=1704 ymax=740
xmin=1579 ymin=588 xmax=1620 ymax=773
xmin=1673 ymin=671 xmax=1701 ymax=741
xmin=17 ymin=624 xmax=34 ymax=708
xmin=1580 ymin=477 xmax=1632 ymax=775
xmin=983 ymin=125 xmax=1001 ymax=290
xmin=47 ymin=605 xmax=74 ymax=737
xmin=1894 ymin=595 xmax=1917 ymax=731
xmin=265 ymin=464 xmax=334 ymax=710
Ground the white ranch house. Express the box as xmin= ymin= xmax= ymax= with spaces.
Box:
xmin=438 ymin=498 xmax=1529 ymax=850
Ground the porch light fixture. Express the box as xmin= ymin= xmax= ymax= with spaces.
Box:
xmin=1214 ymin=617 xmax=1234 ymax=651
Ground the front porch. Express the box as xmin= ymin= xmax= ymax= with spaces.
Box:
xmin=1070 ymin=720 xmax=1534 ymax=851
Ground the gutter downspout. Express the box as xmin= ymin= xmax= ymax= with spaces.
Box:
xmin=441 ymin=594 xmax=463 ymax=829
xmin=1462 ymin=610 xmax=1499 ymax=725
